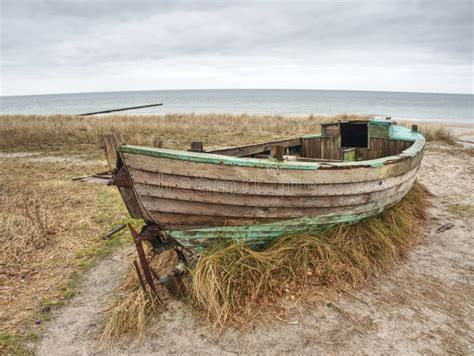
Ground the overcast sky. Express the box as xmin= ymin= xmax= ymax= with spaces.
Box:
xmin=0 ymin=0 xmax=472 ymax=96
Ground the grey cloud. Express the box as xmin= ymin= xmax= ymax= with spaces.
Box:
xmin=0 ymin=0 xmax=472 ymax=95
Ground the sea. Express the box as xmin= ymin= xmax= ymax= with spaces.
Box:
xmin=0 ymin=89 xmax=472 ymax=123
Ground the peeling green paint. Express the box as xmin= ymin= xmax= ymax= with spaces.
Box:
xmin=167 ymin=196 xmax=402 ymax=246
xmin=167 ymin=204 xmax=389 ymax=248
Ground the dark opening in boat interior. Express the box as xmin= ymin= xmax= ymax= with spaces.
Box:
xmin=205 ymin=120 xmax=414 ymax=162
xmin=340 ymin=122 xmax=368 ymax=148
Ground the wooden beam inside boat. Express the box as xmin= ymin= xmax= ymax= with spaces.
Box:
xmin=207 ymin=137 xmax=302 ymax=157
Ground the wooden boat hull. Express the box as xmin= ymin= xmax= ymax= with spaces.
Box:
xmin=112 ymin=120 xmax=425 ymax=249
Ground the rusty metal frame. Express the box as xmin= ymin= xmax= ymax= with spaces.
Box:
xmin=129 ymin=224 xmax=158 ymax=296
xmin=128 ymin=223 xmax=193 ymax=297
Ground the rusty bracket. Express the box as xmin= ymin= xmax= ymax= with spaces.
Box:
xmin=128 ymin=224 xmax=158 ymax=296
xmin=128 ymin=223 xmax=196 ymax=297
xmin=113 ymin=166 xmax=133 ymax=188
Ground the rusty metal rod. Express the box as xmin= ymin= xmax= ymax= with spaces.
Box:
xmin=77 ymin=103 xmax=163 ymax=116
xmin=128 ymin=224 xmax=158 ymax=296
xmin=133 ymin=260 xmax=146 ymax=292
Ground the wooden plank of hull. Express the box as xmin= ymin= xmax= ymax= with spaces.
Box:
xmin=129 ymin=166 xmax=419 ymax=197
xmin=143 ymin=197 xmax=362 ymax=219
xmin=123 ymin=151 xmax=423 ymax=185
xmin=118 ymin=186 xmax=143 ymax=219
xmin=150 ymin=212 xmax=277 ymax=228
xmin=133 ymin=169 xmax=418 ymax=208
xmin=144 ymin=181 xmax=414 ymax=228
xmin=167 ymin=195 xmax=407 ymax=248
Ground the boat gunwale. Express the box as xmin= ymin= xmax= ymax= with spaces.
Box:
xmin=119 ymin=120 xmax=425 ymax=170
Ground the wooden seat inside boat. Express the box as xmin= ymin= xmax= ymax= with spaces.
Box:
xmin=205 ymin=119 xmax=415 ymax=162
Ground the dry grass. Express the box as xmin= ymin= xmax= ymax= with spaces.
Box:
xmin=99 ymin=250 xmax=177 ymax=348
xmin=100 ymin=182 xmax=429 ymax=341
xmin=187 ymin=182 xmax=429 ymax=329
xmin=0 ymin=113 xmax=365 ymax=155
xmin=397 ymin=121 xmax=459 ymax=145
xmin=0 ymin=114 xmax=459 ymax=157
xmin=418 ymin=126 xmax=458 ymax=145
xmin=0 ymin=157 xmax=132 ymax=353
xmin=99 ymin=268 xmax=161 ymax=348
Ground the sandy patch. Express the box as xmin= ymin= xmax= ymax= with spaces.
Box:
xmin=0 ymin=152 xmax=107 ymax=166
xmin=0 ymin=152 xmax=42 ymax=158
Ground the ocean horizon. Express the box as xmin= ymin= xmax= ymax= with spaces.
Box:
xmin=0 ymin=89 xmax=472 ymax=123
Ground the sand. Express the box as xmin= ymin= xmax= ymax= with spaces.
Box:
xmin=36 ymin=132 xmax=473 ymax=355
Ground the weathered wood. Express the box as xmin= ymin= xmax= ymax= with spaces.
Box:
xmin=355 ymin=147 xmax=369 ymax=160
xmin=188 ymin=141 xmax=204 ymax=152
xmin=125 ymin=152 xmax=422 ymax=185
xmin=301 ymin=137 xmax=322 ymax=158
xmin=369 ymin=137 xmax=388 ymax=159
xmin=134 ymin=173 xmax=417 ymax=209
xmin=149 ymin=211 xmax=277 ymax=228
xmin=139 ymin=180 xmax=413 ymax=218
xmin=118 ymin=186 xmax=144 ymax=219
xmin=129 ymin=165 xmax=419 ymax=197
xmin=294 ymin=157 xmax=342 ymax=162
xmin=320 ymin=137 xmax=340 ymax=160
xmin=145 ymin=186 xmax=412 ymax=228
xmin=368 ymin=137 xmax=412 ymax=159
xmin=270 ymin=146 xmax=284 ymax=161
xmin=207 ymin=137 xmax=301 ymax=157
xmin=169 ymin=199 xmax=405 ymax=241
xmin=343 ymin=148 xmax=356 ymax=161
xmin=369 ymin=123 xmax=390 ymax=138
xmin=321 ymin=123 xmax=340 ymax=137
xmin=97 ymin=134 xmax=147 ymax=220
xmin=113 ymin=166 xmax=133 ymax=188
xmin=98 ymin=133 xmax=124 ymax=171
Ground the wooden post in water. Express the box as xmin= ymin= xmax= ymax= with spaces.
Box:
xmin=78 ymin=103 xmax=163 ymax=116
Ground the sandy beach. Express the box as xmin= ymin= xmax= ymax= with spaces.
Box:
xmin=1 ymin=115 xmax=473 ymax=355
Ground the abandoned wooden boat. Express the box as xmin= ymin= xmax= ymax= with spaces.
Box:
xmin=103 ymin=118 xmax=425 ymax=250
